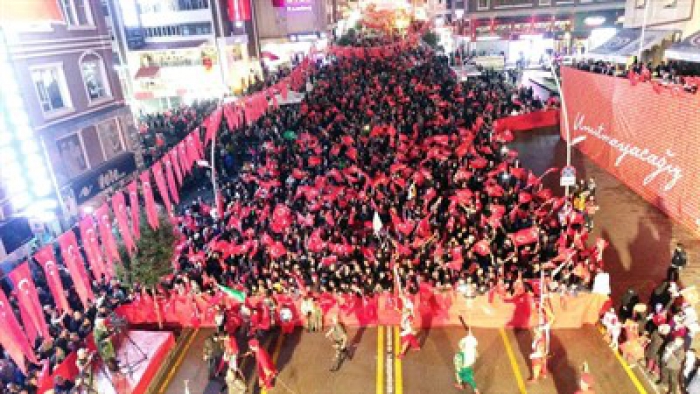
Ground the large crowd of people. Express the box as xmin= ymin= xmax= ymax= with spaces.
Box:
xmin=573 ymin=59 xmax=699 ymax=94
xmin=1 ymin=29 xmax=695 ymax=394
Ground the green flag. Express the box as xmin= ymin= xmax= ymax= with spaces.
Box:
xmin=217 ymin=284 xmax=246 ymax=303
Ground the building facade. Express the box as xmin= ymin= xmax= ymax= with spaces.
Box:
xmin=105 ymin=0 xmax=261 ymax=113
xmin=0 ymin=0 xmax=140 ymax=257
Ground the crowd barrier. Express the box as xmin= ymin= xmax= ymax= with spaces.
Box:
xmin=494 ymin=109 xmax=560 ymax=133
xmin=116 ymin=290 xmax=609 ymax=330
xmin=560 ymin=67 xmax=700 ymax=233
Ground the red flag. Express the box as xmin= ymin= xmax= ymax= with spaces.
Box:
xmin=163 ymin=155 xmax=180 ymax=204
xmin=511 ymin=227 xmax=540 ymax=247
xmin=178 ymin=142 xmax=191 ymax=175
xmin=269 ymin=241 xmax=287 ymax=259
xmin=140 ymin=171 xmax=160 ymax=229
xmin=95 ymin=203 xmax=119 ymax=275
xmin=152 ymin=160 xmax=172 ymax=215
xmin=9 ymin=262 xmax=50 ymax=342
xmin=33 ymin=246 xmax=70 ymax=312
xmin=473 ymin=240 xmax=491 ymax=256
xmin=127 ymin=181 xmax=141 ymax=239
xmin=185 ymin=132 xmax=201 ymax=168
xmin=112 ymin=191 xmax=136 ymax=254
xmin=204 ymin=108 xmax=223 ymax=146
xmin=170 ymin=149 xmax=183 ymax=186
xmin=78 ymin=216 xmax=106 ymax=282
xmin=0 ymin=287 xmax=35 ymax=374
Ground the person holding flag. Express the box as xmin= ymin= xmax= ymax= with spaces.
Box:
xmin=246 ymin=338 xmax=277 ymax=390
xmin=397 ymin=307 xmax=421 ymax=358
xmin=454 ymin=331 xmax=481 ymax=393
xmin=528 ymin=325 xmax=548 ymax=383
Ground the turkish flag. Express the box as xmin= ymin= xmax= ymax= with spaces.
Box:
xmin=204 ymin=108 xmax=223 ymax=146
xmin=140 ymin=171 xmax=160 ymax=229
xmin=0 ymin=286 xmax=36 ymax=374
xmin=112 ymin=191 xmax=136 ymax=254
xmin=308 ymin=229 xmax=325 ymax=253
xmin=178 ymin=141 xmax=191 ymax=175
xmin=472 ymin=240 xmax=491 ymax=256
xmin=33 ymin=246 xmax=70 ymax=313
xmin=58 ymin=231 xmax=95 ymax=309
xmin=78 ymin=215 xmax=107 ymax=282
xmin=271 ymin=204 xmax=292 ymax=233
xmin=170 ymin=149 xmax=183 ymax=186
xmin=185 ymin=132 xmax=201 ymax=170
xmin=152 ymin=161 xmax=172 ymax=215
xmin=95 ymin=203 xmax=120 ymax=275
xmin=163 ymin=156 xmax=180 ymax=204
xmin=127 ymin=181 xmax=141 ymax=239
xmin=269 ymin=241 xmax=287 ymax=259
xmin=511 ymin=227 xmax=540 ymax=247
xmin=9 ymin=262 xmax=50 ymax=342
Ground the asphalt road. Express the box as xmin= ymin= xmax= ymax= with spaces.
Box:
xmin=160 ymin=325 xmax=653 ymax=394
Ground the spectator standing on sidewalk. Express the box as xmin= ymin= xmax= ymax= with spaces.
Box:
xmin=668 ymin=243 xmax=688 ymax=282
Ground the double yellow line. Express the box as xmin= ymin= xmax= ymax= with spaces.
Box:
xmin=376 ymin=326 xmax=404 ymax=394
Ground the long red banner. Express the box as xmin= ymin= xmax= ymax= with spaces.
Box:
xmin=561 ymin=67 xmax=700 ymax=233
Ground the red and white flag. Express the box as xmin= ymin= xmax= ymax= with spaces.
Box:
xmin=95 ymin=203 xmax=120 ymax=275
xmin=33 ymin=245 xmax=70 ymax=312
xmin=163 ymin=156 xmax=180 ymax=204
xmin=9 ymin=262 xmax=50 ymax=342
xmin=112 ymin=191 xmax=136 ymax=254
xmin=0 ymin=286 xmax=36 ymax=374
xmin=140 ymin=171 xmax=160 ymax=229
xmin=152 ymin=161 xmax=172 ymax=215
xmin=58 ymin=231 xmax=95 ymax=309
xmin=127 ymin=181 xmax=141 ymax=239
xmin=78 ymin=215 xmax=107 ymax=282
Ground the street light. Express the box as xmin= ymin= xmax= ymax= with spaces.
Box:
xmin=546 ymin=59 xmax=573 ymax=197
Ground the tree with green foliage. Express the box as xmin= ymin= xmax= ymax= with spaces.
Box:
xmin=422 ymin=31 xmax=439 ymax=49
xmin=118 ymin=214 xmax=176 ymax=289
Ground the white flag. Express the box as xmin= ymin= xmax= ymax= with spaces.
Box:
xmin=373 ymin=211 xmax=383 ymax=235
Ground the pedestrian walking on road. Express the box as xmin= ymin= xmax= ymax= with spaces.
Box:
xmin=325 ymin=315 xmax=349 ymax=372
xmin=247 ymin=338 xmax=277 ymax=390
xmin=203 ymin=333 xmax=224 ymax=379
xmin=574 ymin=363 xmax=595 ymax=394
xmin=454 ymin=331 xmax=480 ymax=393
xmin=397 ymin=309 xmax=421 ymax=359
xmin=528 ymin=326 xmax=548 ymax=383
xmin=659 ymin=337 xmax=685 ymax=394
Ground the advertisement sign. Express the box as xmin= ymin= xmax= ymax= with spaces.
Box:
xmin=560 ymin=67 xmax=700 ymax=231
xmin=71 ymin=153 xmax=137 ymax=204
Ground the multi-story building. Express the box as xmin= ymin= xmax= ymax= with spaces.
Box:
xmin=0 ymin=0 xmax=140 ymax=257
xmin=105 ymin=0 xmax=260 ymax=112
xmin=443 ymin=0 xmax=625 ymax=62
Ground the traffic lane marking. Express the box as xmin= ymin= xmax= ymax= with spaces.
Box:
xmin=499 ymin=328 xmax=528 ymax=394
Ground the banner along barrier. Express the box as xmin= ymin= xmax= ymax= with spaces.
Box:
xmin=116 ymin=291 xmax=609 ymax=330
xmin=494 ymin=109 xmax=560 ymax=133
xmin=560 ymin=67 xmax=700 ymax=233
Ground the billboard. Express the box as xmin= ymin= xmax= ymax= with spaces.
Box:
xmin=560 ymin=67 xmax=700 ymax=232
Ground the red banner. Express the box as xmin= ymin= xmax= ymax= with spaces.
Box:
xmin=152 ymin=161 xmax=172 ymax=215
xmin=127 ymin=181 xmax=141 ymax=239
xmin=169 ymin=149 xmax=183 ymax=186
xmin=228 ymin=0 xmax=251 ymax=21
xmin=0 ymin=285 xmax=35 ymax=374
xmin=112 ymin=191 xmax=136 ymax=254
xmin=33 ymin=245 xmax=71 ymax=313
xmin=163 ymin=155 xmax=180 ymax=205
xmin=561 ymin=67 xmax=700 ymax=233
xmin=78 ymin=216 xmax=106 ymax=282
xmin=58 ymin=231 xmax=95 ymax=308
xmin=95 ymin=203 xmax=119 ymax=276
xmin=9 ymin=262 xmax=51 ymax=342
xmin=140 ymin=171 xmax=160 ymax=229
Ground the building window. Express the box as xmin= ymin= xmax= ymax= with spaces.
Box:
xmin=664 ymin=0 xmax=677 ymax=8
xmin=478 ymin=0 xmax=490 ymax=10
xmin=97 ymin=119 xmax=125 ymax=160
xmin=56 ymin=134 xmax=88 ymax=177
xmin=539 ymin=0 xmax=551 ymax=5
xmin=636 ymin=0 xmax=646 ymax=8
xmin=31 ymin=65 xmax=72 ymax=114
xmin=80 ymin=53 xmax=111 ymax=101
xmin=59 ymin=0 xmax=94 ymax=26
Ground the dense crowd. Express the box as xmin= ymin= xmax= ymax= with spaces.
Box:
xmin=573 ymin=59 xmax=699 ymax=94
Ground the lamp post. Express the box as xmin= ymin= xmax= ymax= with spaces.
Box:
xmin=547 ymin=59 xmax=573 ymax=197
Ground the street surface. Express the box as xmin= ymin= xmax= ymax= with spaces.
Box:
xmin=157 ymin=127 xmax=699 ymax=394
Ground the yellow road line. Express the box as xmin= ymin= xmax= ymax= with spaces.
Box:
xmin=377 ymin=326 xmax=385 ymax=394
xmin=499 ymin=328 xmax=528 ymax=394
xmin=262 ymin=333 xmax=285 ymax=394
xmin=393 ymin=326 xmax=403 ymax=394
xmin=597 ymin=326 xmax=648 ymax=394
xmin=158 ymin=328 xmax=200 ymax=394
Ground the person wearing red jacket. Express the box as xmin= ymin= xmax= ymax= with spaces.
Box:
xmin=247 ymin=339 xmax=277 ymax=389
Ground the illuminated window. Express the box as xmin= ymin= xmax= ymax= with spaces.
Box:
xmin=56 ymin=134 xmax=88 ymax=177
xmin=80 ymin=53 xmax=111 ymax=101
xmin=97 ymin=119 xmax=125 ymax=160
xmin=31 ymin=65 xmax=72 ymax=114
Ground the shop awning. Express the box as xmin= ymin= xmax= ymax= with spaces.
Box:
xmin=134 ymin=66 xmax=160 ymax=79
xmin=588 ymin=28 xmax=675 ymax=62
xmin=665 ymin=30 xmax=700 ymax=63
